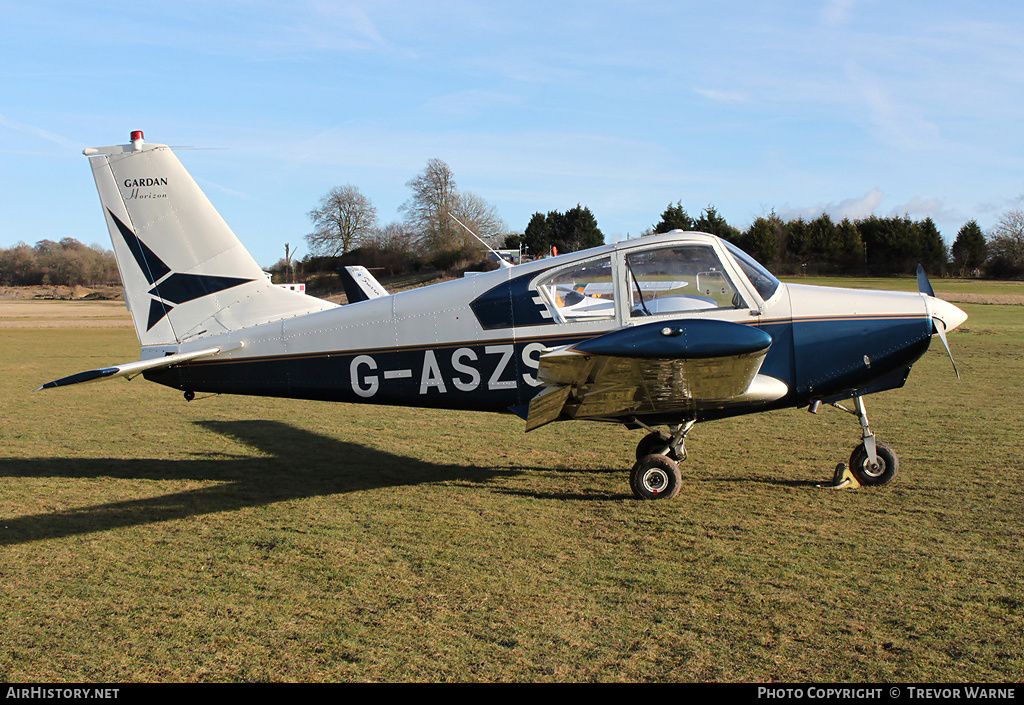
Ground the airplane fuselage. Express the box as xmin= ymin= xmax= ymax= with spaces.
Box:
xmin=146 ymin=233 xmax=949 ymax=427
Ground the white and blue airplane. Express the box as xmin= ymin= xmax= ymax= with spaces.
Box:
xmin=39 ymin=132 xmax=968 ymax=499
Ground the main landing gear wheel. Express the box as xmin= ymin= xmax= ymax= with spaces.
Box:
xmin=634 ymin=419 xmax=694 ymax=464
xmin=635 ymin=431 xmax=676 ymax=461
xmin=849 ymin=441 xmax=899 ymax=486
xmin=630 ymin=454 xmax=682 ymax=500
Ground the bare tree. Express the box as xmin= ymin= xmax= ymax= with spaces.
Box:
xmin=0 ymin=238 xmax=119 ymax=286
xmin=987 ymin=208 xmax=1024 ymax=277
xmin=400 ymin=158 xmax=507 ymax=258
xmin=0 ymin=242 xmax=40 ymax=285
xmin=400 ymin=158 xmax=459 ymax=255
xmin=452 ymin=191 xmax=507 ymax=250
xmin=363 ymin=221 xmax=416 ymax=252
xmin=306 ymin=185 xmax=377 ymax=257
xmin=282 ymin=243 xmax=298 ymax=282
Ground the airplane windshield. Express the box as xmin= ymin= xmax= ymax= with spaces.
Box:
xmin=626 ymin=245 xmax=745 ymax=317
xmin=723 ymin=241 xmax=780 ymax=301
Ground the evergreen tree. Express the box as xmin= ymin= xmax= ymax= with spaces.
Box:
xmin=652 ymin=201 xmax=694 ymax=233
xmin=786 ymin=218 xmax=810 ymax=262
xmin=742 ymin=215 xmax=781 ymax=267
xmin=551 ymin=205 xmax=604 ymax=253
xmin=857 ymin=216 xmax=907 ymax=275
xmin=806 ymin=214 xmax=840 ymax=270
xmin=522 ymin=212 xmax=551 ymax=256
xmin=836 ymin=218 xmax=863 ymax=272
xmin=916 ymin=217 xmax=947 ymax=276
xmin=694 ymin=205 xmax=740 ymax=242
xmin=950 ymin=220 xmax=986 ymax=276
xmin=522 ymin=206 xmax=604 ymax=255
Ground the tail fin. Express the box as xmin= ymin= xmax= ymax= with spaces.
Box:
xmin=339 ymin=265 xmax=389 ymax=303
xmin=85 ymin=132 xmax=334 ymax=347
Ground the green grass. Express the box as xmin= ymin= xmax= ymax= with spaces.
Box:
xmin=1 ymin=286 xmax=1022 ymax=682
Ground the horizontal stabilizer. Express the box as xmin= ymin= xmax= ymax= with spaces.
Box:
xmin=36 ymin=345 xmax=233 ymax=391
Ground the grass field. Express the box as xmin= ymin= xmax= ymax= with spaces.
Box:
xmin=1 ymin=281 xmax=1022 ymax=682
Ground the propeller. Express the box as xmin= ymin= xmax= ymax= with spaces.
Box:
xmin=916 ymin=263 xmax=935 ymax=298
xmin=917 ymin=264 xmax=961 ymax=379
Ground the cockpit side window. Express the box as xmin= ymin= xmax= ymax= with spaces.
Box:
xmin=536 ymin=256 xmax=616 ymax=322
xmin=626 ymin=245 xmax=746 ymax=317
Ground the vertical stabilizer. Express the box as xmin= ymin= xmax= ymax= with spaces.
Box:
xmin=340 ymin=265 xmax=389 ymax=303
xmin=85 ymin=132 xmax=335 ymax=347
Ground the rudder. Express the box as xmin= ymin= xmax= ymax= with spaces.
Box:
xmin=85 ymin=132 xmax=334 ymax=347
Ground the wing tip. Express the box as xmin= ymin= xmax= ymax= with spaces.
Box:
xmin=35 ymin=367 xmax=121 ymax=391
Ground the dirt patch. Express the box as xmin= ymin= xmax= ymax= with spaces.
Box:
xmin=0 ymin=299 xmax=132 ymax=328
xmin=941 ymin=293 xmax=1024 ymax=306
xmin=0 ymin=285 xmax=123 ymax=301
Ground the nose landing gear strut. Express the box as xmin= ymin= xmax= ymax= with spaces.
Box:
xmin=817 ymin=395 xmax=900 ymax=488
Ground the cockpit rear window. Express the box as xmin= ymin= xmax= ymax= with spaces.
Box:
xmin=536 ymin=256 xmax=616 ymax=322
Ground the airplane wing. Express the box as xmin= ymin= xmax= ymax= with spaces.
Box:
xmin=525 ymin=319 xmax=788 ymax=430
xmin=36 ymin=345 xmax=235 ymax=391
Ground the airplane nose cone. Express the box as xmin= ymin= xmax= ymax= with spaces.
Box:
xmin=930 ymin=297 xmax=968 ymax=332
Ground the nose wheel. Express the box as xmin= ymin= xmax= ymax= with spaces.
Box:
xmin=824 ymin=395 xmax=900 ymax=487
xmin=849 ymin=440 xmax=899 ymax=486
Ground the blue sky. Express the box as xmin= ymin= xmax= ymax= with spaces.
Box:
xmin=2 ymin=0 xmax=1022 ymax=268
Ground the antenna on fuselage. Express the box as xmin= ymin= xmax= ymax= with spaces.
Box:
xmin=449 ymin=213 xmax=513 ymax=269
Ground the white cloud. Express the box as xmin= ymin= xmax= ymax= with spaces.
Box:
xmin=821 ymin=0 xmax=857 ymax=27
xmin=420 ymin=90 xmax=522 ymax=118
xmin=693 ymin=87 xmax=747 ymax=104
xmin=298 ymin=1 xmax=393 ymax=52
xmin=843 ymin=63 xmax=944 ymax=151
xmin=777 ymin=189 xmax=883 ymax=222
xmin=0 ymin=114 xmax=79 ymax=150
xmin=886 ymin=195 xmax=961 ymax=223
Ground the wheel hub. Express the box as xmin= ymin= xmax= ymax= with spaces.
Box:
xmin=642 ymin=468 xmax=669 ymax=494
xmin=861 ymin=457 xmax=886 ymax=478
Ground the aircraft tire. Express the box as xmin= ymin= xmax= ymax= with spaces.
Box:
xmin=630 ymin=454 xmax=682 ymax=500
xmin=848 ymin=441 xmax=899 ymax=486
xmin=636 ymin=431 xmax=677 ymax=461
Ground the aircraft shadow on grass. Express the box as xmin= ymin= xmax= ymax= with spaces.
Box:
xmin=0 ymin=420 xmax=523 ymax=546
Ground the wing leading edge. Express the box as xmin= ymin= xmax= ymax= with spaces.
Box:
xmin=525 ymin=319 xmax=788 ymax=430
